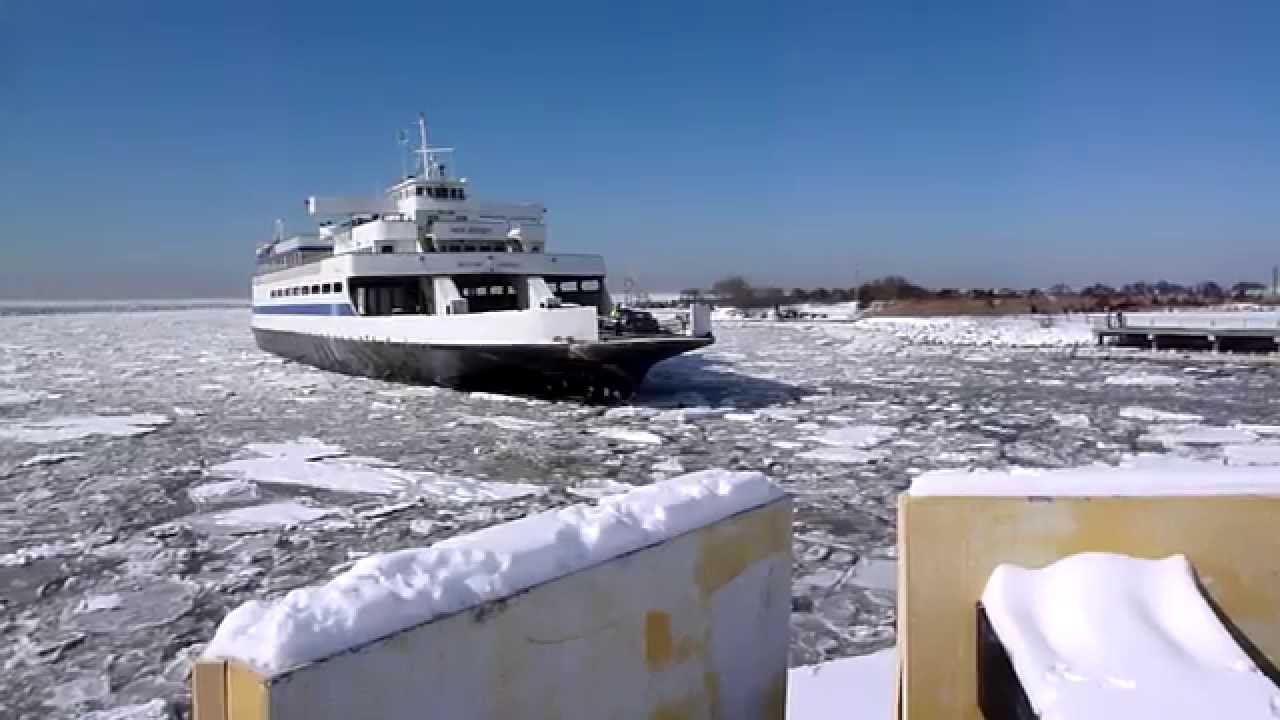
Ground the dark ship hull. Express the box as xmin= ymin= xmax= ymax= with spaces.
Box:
xmin=253 ymin=327 xmax=712 ymax=403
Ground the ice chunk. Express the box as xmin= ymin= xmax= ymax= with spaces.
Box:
xmin=69 ymin=577 xmax=197 ymax=634
xmin=1119 ymin=406 xmax=1203 ymax=423
xmin=80 ymin=699 xmax=169 ymax=720
xmin=202 ymin=469 xmax=784 ymax=674
xmin=1141 ymin=425 xmax=1257 ymax=447
xmin=566 ymin=478 xmax=636 ymax=500
xmin=191 ymin=500 xmax=340 ymax=533
xmin=1104 ymin=373 xmax=1182 ymax=387
xmin=188 ymin=479 xmax=260 ymax=504
xmin=409 ymin=472 xmax=546 ymax=503
xmin=76 ymin=593 xmax=124 ymax=613
xmin=787 ymin=649 xmax=897 ymax=719
xmin=17 ymin=452 xmax=84 ymax=468
xmin=590 ymin=427 xmax=663 ymax=444
xmin=1052 ymin=413 xmax=1091 ymax=428
xmin=1224 ymin=444 xmax=1280 ymax=466
xmin=849 ymin=556 xmax=897 ymax=593
xmin=0 ymin=413 xmax=170 ymax=443
xmin=797 ymin=447 xmax=879 ymax=464
xmin=0 ymin=388 xmax=39 ymax=406
xmin=982 ymin=553 xmax=1277 ymax=719
xmin=210 ymin=440 xmax=410 ymax=495
xmin=806 ymin=425 xmax=898 ymax=448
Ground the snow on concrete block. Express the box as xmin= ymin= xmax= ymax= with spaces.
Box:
xmin=195 ymin=469 xmax=791 ymax=720
xmin=898 ymin=466 xmax=1280 ymax=720
xmin=978 ymin=553 xmax=1280 ymax=720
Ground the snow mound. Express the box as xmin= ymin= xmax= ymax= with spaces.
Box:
xmin=982 ymin=553 xmax=1277 ymax=719
xmin=202 ymin=469 xmax=784 ymax=674
xmin=0 ymin=413 xmax=170 ymax=443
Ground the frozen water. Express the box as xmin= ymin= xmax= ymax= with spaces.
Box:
xmin=190 ymin=500 xmax=342 ymax=534
xmin=0 ymin=389 xmax=40 ymax=407
xmin=187 ymin=478 xmax=260 ymax=504
xmin=1119 ymin=406 xmax=1203 ymax=423
xmin=590 ymin=427 xmax=664 ymax=444
xmin=806 ymin=425 xmax=898 ymax=448
xmin=16 ymin=452 xmax=84 ymax=468
xmin=1104 ymin=372 xmax=1183 ymax=387
xmin=0 ymin=414 xmax=170 ymax=443
xmin=2 ymin=307 xmax=1280 ymax=716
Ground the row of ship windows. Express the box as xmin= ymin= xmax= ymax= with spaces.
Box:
xmin=270 ymin=282 xmax=343 ymax=298
xmin=395 ymin=186 xmax=466 ymax=201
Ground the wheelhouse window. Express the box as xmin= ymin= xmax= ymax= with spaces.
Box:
xmin=551 ymin=276 xmax=605 ymax=309
xmin=311 ymin=284 xmax=320 ymax=294
xmin=301 ymin=286 xmax=309 ymax=296
xmin=333 ymin=281 xmax=343 ymax=293
xmin=322 ymin=283 xmax=331 ymax=293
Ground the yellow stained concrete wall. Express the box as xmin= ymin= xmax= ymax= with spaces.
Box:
xmin=194 ymin=496 xmax=792 ymax=720
xmin=898 ymin=494 xmax=1280 ymax=720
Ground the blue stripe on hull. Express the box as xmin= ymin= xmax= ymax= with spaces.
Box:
xmin=253 ymin=303 xmax=355 ymax=316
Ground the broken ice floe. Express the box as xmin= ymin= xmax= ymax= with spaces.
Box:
xmin=1104 ymin=372 xmax=1183 ymax=387
xmin=68 ymin=576 xmax=197 ymax=634
xmin=0 ymin=413 xmax=171 ymax=443
xmin=187 ymin=478 xmax=260 ymax=504
xmin=209 ymin=439 xmax=545 ymax=502
xmin=0 ymin=388 xmax=40 ymax=406
xmin=190 ymin=500 xmax=342 ymax=534
xmin=1119 ymin=406 xmax=1203 ymax=423
xmin=590 ymin=427 xmax=664 ymax=444
xmin=17 ymin=452 xmax=85 ymax=468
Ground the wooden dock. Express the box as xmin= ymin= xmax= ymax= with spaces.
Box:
xmin=1093 ymin=311 xmax=1280 ymax=352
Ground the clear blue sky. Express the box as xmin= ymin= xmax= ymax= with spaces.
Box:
xmin=1 ymin=0 xmax=1277 ymax=298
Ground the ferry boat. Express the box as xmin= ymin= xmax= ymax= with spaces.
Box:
xmin=251 ymin=115 xmax=713 ymax=402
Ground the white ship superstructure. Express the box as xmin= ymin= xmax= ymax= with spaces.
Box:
xmin=251 ymin=115 xmax=712 ymax=401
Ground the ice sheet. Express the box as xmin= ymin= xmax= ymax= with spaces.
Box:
xmin=590 ymin=427 xmax=664 ymax=444
xmin=190 ymin=501 xmax=340 ymax=533
xmin=910 ymin=456 xmax=1280 ymax=496
xmin=1119 ymin=406 xmax=1203 ymax=423
xmin=188 ymin=479 xmax=260 ymax=504
xmin=0 ymin=413 xmax=170 ymax=443
xmin=1104 ymin=372 xmax=1182 ymax=387
xmin=982 ymin=553 xmax=1278 ymax=719
xmin=202 ymin=469 xmax=783 ymax=674
xmin=806 ymin=425 xmax=898 ymax=448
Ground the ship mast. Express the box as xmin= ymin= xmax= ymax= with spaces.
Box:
xmin=414 ymin=113 xmax=453 ymax=180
